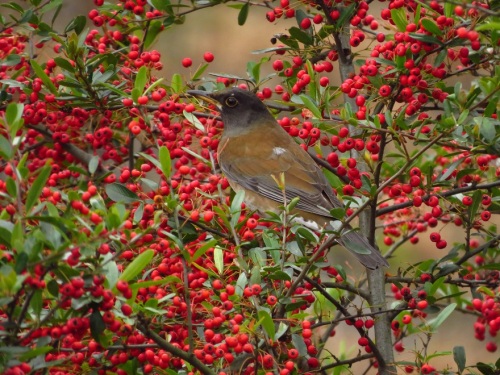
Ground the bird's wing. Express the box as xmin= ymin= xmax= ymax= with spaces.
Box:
xmin=218 ymin=126 xmax=341 ymax=217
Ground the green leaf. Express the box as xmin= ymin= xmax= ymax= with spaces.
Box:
xmin=336 ymin=3 xmax=356 ymax=27
xmin=453 ymin=346 xmax=466 ymax=373
xmin=230 ymin=189 xmax=245 ymax=229
xmin=390 ymin=8 xmax=408 ymax=32
xmin=88 ymin=155 xmax=99 ymax=175
xmin=0 ymin=135 xmax=13 ymax=160
xmin=0 ymin=220 xmax=13 ymax=247
xmin=192 ymin=63 xmax=209 ymax=81
xmin=257 ymin=309 xmax=275 ymax=339
xmin=151 ymin=0 xmax=172 ymax=13
xmin=144 ymin=20 xmax=163 ymax=49
xmin=183 ymin=110 xmax=205 ymax=132
xmin=421 ymin=18 xmax=443 ymax=36
xmin=6 ymin=102 xmax=24 ymax=131
xmin=90 ymin=309 xmax=106 ymax=343
xmin=134 ymin=66 xmax=148 ymax=95
xmin=30 ymin=60 xmax=57 ymax=94
xmin=19 ymin=345 xmax=52 ymax=362
xmin=54 ymin=57 xmax=75 ymax=72
xmin=427 ymin=276 xmax=445 ymax=296
xmin=214 ymin=245 xmax=224 ymax=274
xmin=291 ymin=333 xmax=308 ymax=356
xmin=476 ymin=362 xmax=495 ymax=375
xmin=120 ymin=249 xmax=154 ymax=282
xmin=437 ymin=157 xmax=464 ymax=182
xmin=299 ymin=95 xmax=322 ymax=119
xmin=427 ymin=303 xmax=456 ymax=331
xmin=158 ymin=146 xmax=172 ymax=179
xmin=26 ymin=164 xmax=51 ymax=213
xmin=2 ymin=54 xmax=21 ymax=66
xmin=171 ymin=73 xmax=182 ymax=93
xmin=476 ymin=22 xmax=500 ymax=31
xmin=235 ymin=272 xmax=248 ymax=296
xmin=408 ymin=32 xmax=442 ymax=45
xmin=330 ymin=207 xmax=346 ymax=221
xmin=105 ymin=183 xmax=140 ymax=203
xmin=238 ymin=2 xmax=249 ymax=25
xmin=192 ymin=238 xmax=217 ymax=262
xmin=65 ymin=15 xmax=86 ymax=35
xmin=295 ymin=227 xmax=318 ymax=243
xmin=478 ymin=118 xmax=496 ymax=142
xmin=468 ymin=190 xmax=482 ymax=221
xmin=289 ymin=26 xmax=313 ymax=45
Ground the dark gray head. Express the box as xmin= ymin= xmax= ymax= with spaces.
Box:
xmin=188 ymin=88 xmax=275 ymax=134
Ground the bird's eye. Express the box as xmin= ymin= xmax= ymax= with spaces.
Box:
xmin=225 ymin=96 xmax=238 ymax=107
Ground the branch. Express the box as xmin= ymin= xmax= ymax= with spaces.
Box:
xmin=136 ymin=314 xmax=215 ymax=375
xmin=376 ymin=179 xmax=500 ymax=217
xmin=26 ymin=124 xmax=109 ymax=175
xmin=304 ymin=276 xmax=386 ymax=367
xmin=320 ymin=353 xmax=375 ymax=371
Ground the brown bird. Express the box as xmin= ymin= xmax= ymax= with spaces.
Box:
xmin=188 ymin=87 xmax=388 ymax=269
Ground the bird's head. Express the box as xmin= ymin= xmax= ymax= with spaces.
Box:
xmin=188 ymin=88 xmax=274 ymax=133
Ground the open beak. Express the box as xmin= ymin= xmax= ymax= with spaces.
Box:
xmin=187 ymin=90 xmax=221 ymax=108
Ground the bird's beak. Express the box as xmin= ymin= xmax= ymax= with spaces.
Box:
xmin=187 ymin=90 xmax=221 ymax=107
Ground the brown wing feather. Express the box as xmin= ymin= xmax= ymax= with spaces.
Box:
xmin=218 ymin=124 xmax=341 ymax=218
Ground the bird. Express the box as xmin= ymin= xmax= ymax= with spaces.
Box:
xmin=187 ymin=87 xmax=388 ymax=269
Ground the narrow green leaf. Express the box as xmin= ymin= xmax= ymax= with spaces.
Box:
xmin=171 ymin=73 xmax=182 ymax=93
xmin=295 ymin=227 xmax=318 ymax=243
xmin=437 ymin=157 xmax=464 ymax=182
xmin=428 ymin=303 xmax=456 ymax=331
xmin=88 ymin=155 xmax=99 ymax=175
xmin=2 ymin=54 xmax=21 ymax=66
xmin=330 ymin=207 xmax=346 ymax=221
xmin=5 ymin=102 xmax=23 ymax=129
xmin=19 ymin=345 xmax=52 ymax=362
xmin=230 ymin=190 xmax=245 ymax=229
xmin=289 ymin=27 xmax=313 ymax=45
xmin=158 ymin=146 xmax=172 ymax=179
xmin=151 ymin=0 xmax=172 ymax=12
xmin=26 ymin=164 xmax=51 ymax=213
xmin=120 ymin=249 xmax=154 ymax=282
xmin=65 ymin=15 xmax=86 ymax=35
xmin=134 ymin=66 xmax=148 ymax=95
xmin=54 ymin=57 xmax=75 ymax=72
xmin=421 ymin=18 xmax=443 ymax=36
xmin=30 ymin=60 xmax=57 ymax=94
xmin=192 ymin=238 xmax=218 ymax=262
xmin=257 ymin=309 xmax=275 ymax=339
xmin=238 ymin=2 xmax=249 ymax=26
xmin=235 ymin=272 xmax=247 ymax=296
xmin=476 ymin=22 xmax=500 ymax=31
xmin=468 ymin=190 xmax=482 ymax=220
xmin=192 ymin=63 xmax=209 ymax=81
xmin=336 ymin=3 xmax=356 ymax=27
xmin=453 ymin=346 xmax=466 ymax=373
xmin=144 ymin=20 xmax=163 ymax=49
xmin=90 ymin=309 xmax=106 ymax=343
xmin=291 ymin=333 xmax=308 ymax=356
xmin=214 ymin=246 xmax=224 ymax=274
xmin=183 ymin=110 xmax=205 ymax=132
xmin=390 ymin=8 xmax=408 ymax=32
xmin=300 ymin=95 xmax=322 ymax=118
xmin=0 ymin=135 xmax=13 ymax=160
xmin=105 ymin=183 xmax=140 ymax=203
xmin=408 ymin=32 xmax=442 ymax=45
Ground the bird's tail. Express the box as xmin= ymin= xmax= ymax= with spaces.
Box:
xmin=336 ymin=228 xmax=389 ymax=270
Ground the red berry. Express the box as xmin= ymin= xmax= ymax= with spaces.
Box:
xmin=300 ymin=18 xmax=311 ymax=29
xmin=182 ymin=57 xmax=192 ymax=67
xmin=379 ymin=85 xmax=391 ymax=97
xmin=203 ymin=52 xmax=214 ymax=62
